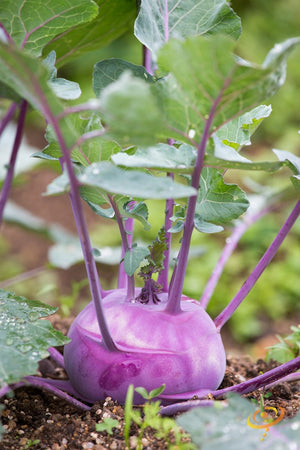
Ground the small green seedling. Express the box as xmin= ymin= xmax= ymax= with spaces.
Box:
xmin=95 ymin=417 xmax=119 ymax=435
xmin=124 ymin=384 xmax=195 ymax=450
xmin=266 ymin=325 xmax=300 ymax=363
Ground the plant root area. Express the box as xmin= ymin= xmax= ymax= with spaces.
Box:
xmin=1 ymin=319 xmax=300 ymax=450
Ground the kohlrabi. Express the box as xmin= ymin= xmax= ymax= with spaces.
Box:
xmin=0 ymin=0 xmax=300 ymax=415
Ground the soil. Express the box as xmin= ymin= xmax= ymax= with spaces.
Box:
xmin=1 ymin=317 xmax=300 ymax=450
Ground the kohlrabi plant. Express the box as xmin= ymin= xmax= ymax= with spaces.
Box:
xmin=0 ymin=0 xmax=300 ymax=421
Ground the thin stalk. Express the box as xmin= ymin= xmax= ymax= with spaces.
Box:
xmin=1 ymin=376 xmax=90 ymax=410
xmin=0 ymin=22 xmax=14 ymax=44
xmin=157 ymin=175 xmax=174 ymax=292
xmin=143 ymin=46 xmax=154 ymax=75
xmin=0 ymin=100 xmax=28 ymax=224
xmin=47 ymin=347 xmax=65 ymax=369
xmin=59 ymin=157 xmax=104 ymax=299
xmin=45 ymin=114 xmax=116 ymax=351
xmin=109 ymin=196 xmax=135 ymax=299
xmin=210 ymin=356 xmax=300 ymax=397
xmin=200 ymin=207 xmax=268 ymax=309
xmin=0 ymin=102 xmax=18 ymax=137
xmin=166 ymin=81 xmax=230 ymax=313
xmin=214 ymin=200 xmax=300 ymax=330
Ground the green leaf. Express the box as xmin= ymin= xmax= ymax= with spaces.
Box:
xmin=194 ymin=216 xmax=224 ymax=234
xmin=177 ymin=394 xmax=300 ymax=449
xmin=0 ymin=289 xmax=70 ymax=386
xmin=95 ymin=417 xmax=119 ymax=435
xmin=134 ymin=0 xmax=241 ymax=60
xmin=78 ymin=162 xmax=197 ymax=199
xmin=195 ymin=168 xmax=249 ymax=229
xmin=121 ymin=200 xmax=151 ymax=230
xmin=0 ymin=42 xmax=77 ymax=149
xmin=93 ymin=58 xmax=155 ymax=97
xmin=0 ymin=0 xmax=99 ymax=57
xmin=99 ymin=72 xmax=164 ymax=146
xmin=273 ymin=149 xmax=300 ymax=189
xmin=112 ymin=143 xmax=197 ymax=173
xmin=216 ymin=105 xmax=272 ymax=149
xmin=124 ymin=245 xmax=150 ymax=276
xmin=156 ymin=36 xmax=300 ymax=143
xmin=139 ymin=227 xmax=167 ymax=275
xmin=43 ymin=0 xmax=137 ymax=67
xmin=43 ymin=51 xmax=81 ymax=100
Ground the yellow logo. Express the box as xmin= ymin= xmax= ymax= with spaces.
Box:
xmin=247 ymin=406 xmax=285 ymax=441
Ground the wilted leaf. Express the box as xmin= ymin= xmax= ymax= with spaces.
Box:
xmin=78 ymin=162 xmax=197 ymax=199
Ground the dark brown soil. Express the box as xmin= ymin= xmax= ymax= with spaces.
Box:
xmin=1 ymin=316 xmax=300 ymax=450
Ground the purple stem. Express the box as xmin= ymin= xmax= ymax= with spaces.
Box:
xmin=59 ymin=157 xmax=105 ymax=299
xmin=166 ymin=81 xmax=231 ymax=314
xmin=160 ymin=399 xmax=216 ymax=416
xmin=164 ymin=0 xmax=169 ymax=42
xmin=0 ymin=377 xmax=90 ymax=411
xmin=36 ymin=95 xmax=116 ymax=351
xmin=118 ymin=217 xmax=134 ymax=290
xmin=211 ymin=356 xmax=300 ymax=397
xmin=47 ymin=347 xmax=65 ymax=369
xmin=0 ymin=100 xmax=28 ymax=224
xmin=200 ymin=207 xmax=268 ymax=310
xmin=214 ymin=200 xmax=300 ymax=330
xmin=157 ymin=175 xmax=174 ymax=292
xmin=0 ymin=102 xmax=18 ymax=137
xmin=109 ymin=196 xmax=135 ymax=299
xmin=0 ymin=22 xmax=14 ymax=44
xmin=143 ymin=46 xmax=154 ymax=75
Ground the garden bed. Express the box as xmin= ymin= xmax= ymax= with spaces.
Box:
xmin=1 ymin=316 xmax=299 ymax=450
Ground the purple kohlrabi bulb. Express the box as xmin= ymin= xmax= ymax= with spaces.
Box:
xmin=64 ymin=288 xmax=226 ymax=404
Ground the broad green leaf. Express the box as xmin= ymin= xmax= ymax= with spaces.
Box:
xmin=195 ymin=168 xmax=249 ymax=227
xmin=48 ymin=240 xmax=121 ymax=269
xmin=156 ymin=36 xmax=300 ymax=143
xmin=44 ymin=0 xmax=137 ymax=67
xmin=216 ymin=105 xmax=272 ymax=149
xmin=78 ymin=161 xmax=197 ymax=199
xmin=0 ymin=289 xmax=69 ymax=386
xmin=0 ymin=42 xmax=76 ymax=149
xmin=80 ymin=186 xmax=115 ymax=219
xmin=177 ymin=394 xmax=300 ymax=449
xmin=134 ymin=0 xmax=241 ymax=60
xmin=38 ymin=114 xmax=121 ymax=166
xmin=44 ymin=171 xmax=70 ymax=196
xmin=99 ymin=72 xmax=164 ymax=146
xmin=43 ymin=51 xmax=81 ymax=100
xmin=112 ymin=143 xmax=197 ymax=173
xmin=124 ymin=245 xmax=150 ymax=276
xmin=93 ymin=58 xmax=155 ymax=97
xmin=0 ymin=0 xmax=98 ymax=57
xmin=112 ymin=141 xmax=295 ymax=175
